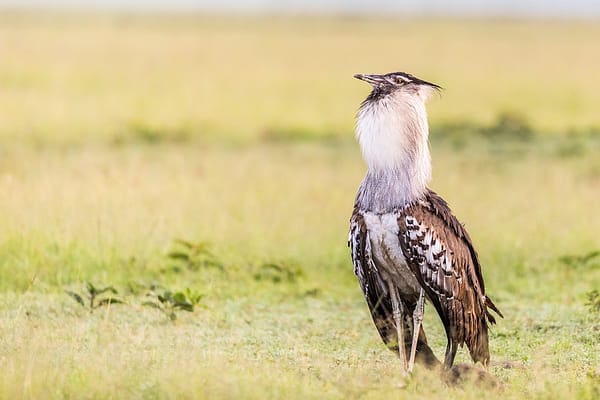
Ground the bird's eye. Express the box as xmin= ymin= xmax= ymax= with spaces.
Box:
xmin=395 ymin=77 xmax=406 ymax=84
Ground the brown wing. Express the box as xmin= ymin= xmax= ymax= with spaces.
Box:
xmin=397 ymin=190 xmax=502 ymax=365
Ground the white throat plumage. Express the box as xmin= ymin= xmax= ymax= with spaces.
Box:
xmin=355 ymin=90 xmax=432 ymax=213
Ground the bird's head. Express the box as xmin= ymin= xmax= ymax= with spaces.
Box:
xmin=353 ymin=71 xmax=438 ymax=187
xmin=354 ymin=72 xmax=441 ymax=103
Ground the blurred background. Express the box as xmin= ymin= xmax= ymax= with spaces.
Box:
xmin=2 ymin=1 xmax=600 ymax=145
xmin=0 ymin=1 xmax=599 ymax=398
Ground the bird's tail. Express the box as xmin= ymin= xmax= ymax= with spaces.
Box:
xmin=484 ymin=296 xmax=503 ymax=324
xmin=468 ymin=296 xmax=503 ymax=366
xmin=468 ymin=314 xmax=490 ymax=365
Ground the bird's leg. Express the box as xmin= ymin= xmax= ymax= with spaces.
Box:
xmin=408 ymin=288 xmax=425 ymax=373
xmin=444 ymin=340 xmax=458 ymax=369
xmin=388 ymin=282 xmax=408 ymax=375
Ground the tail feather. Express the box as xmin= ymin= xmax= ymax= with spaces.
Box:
xmin=485 ymin=296 xmax=503 ymax=324
xmin=468 ymin=315 xmax=490 ymax=365
xmin=468 ymin=296 xmax=503 ymax=366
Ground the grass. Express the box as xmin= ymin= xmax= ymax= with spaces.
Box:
xmin=0 ymin=11 xmax=599 ymax=399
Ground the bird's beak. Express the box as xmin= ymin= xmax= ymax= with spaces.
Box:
xmin=416 ymin=78 xmax=442 ymax=91
xmin=354 ymin=74 xmax=387 ymax=86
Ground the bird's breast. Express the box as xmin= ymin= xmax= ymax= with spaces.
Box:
xmin=362 ymin=212 xmax=422 ymax=298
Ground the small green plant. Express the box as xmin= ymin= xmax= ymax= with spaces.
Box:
xmin=66 ymin=282 xmax=123 ymax=313
xmin=253 ymin=262 xmax=303 ymax=284
xmin=558 ymin=250 xmax=600 ymax=269
xmin=126 ymin=280 xmax=164 ymax=296
xmin=586 ymin=290 xmax=600 ymax=314
xmin=167 ymin=239 xmax=223 ymax=271
xmin=142 ymin=288 xmax=203 ymax=321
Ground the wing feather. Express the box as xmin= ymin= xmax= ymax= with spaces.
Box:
xmin=397 ymin=190 xmax=502 ymax=365
xmin=349 ymin=210 xmax=397 ymax=348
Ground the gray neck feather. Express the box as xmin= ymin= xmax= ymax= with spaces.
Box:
xmin=354 ymin=89 xmax=432 ymax=213
xmin=356 ymin=168 xmax=423 ymax=213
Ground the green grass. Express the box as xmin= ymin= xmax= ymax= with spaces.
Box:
xmin=0 ymin=11 xmax=599 ymax=399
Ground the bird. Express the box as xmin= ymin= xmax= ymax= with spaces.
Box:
xmin=348 ymin=72 xmax=503 ymax=375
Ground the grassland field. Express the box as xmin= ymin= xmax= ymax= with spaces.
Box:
xmin=0 ymin=12 xmax=599 ymax=399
